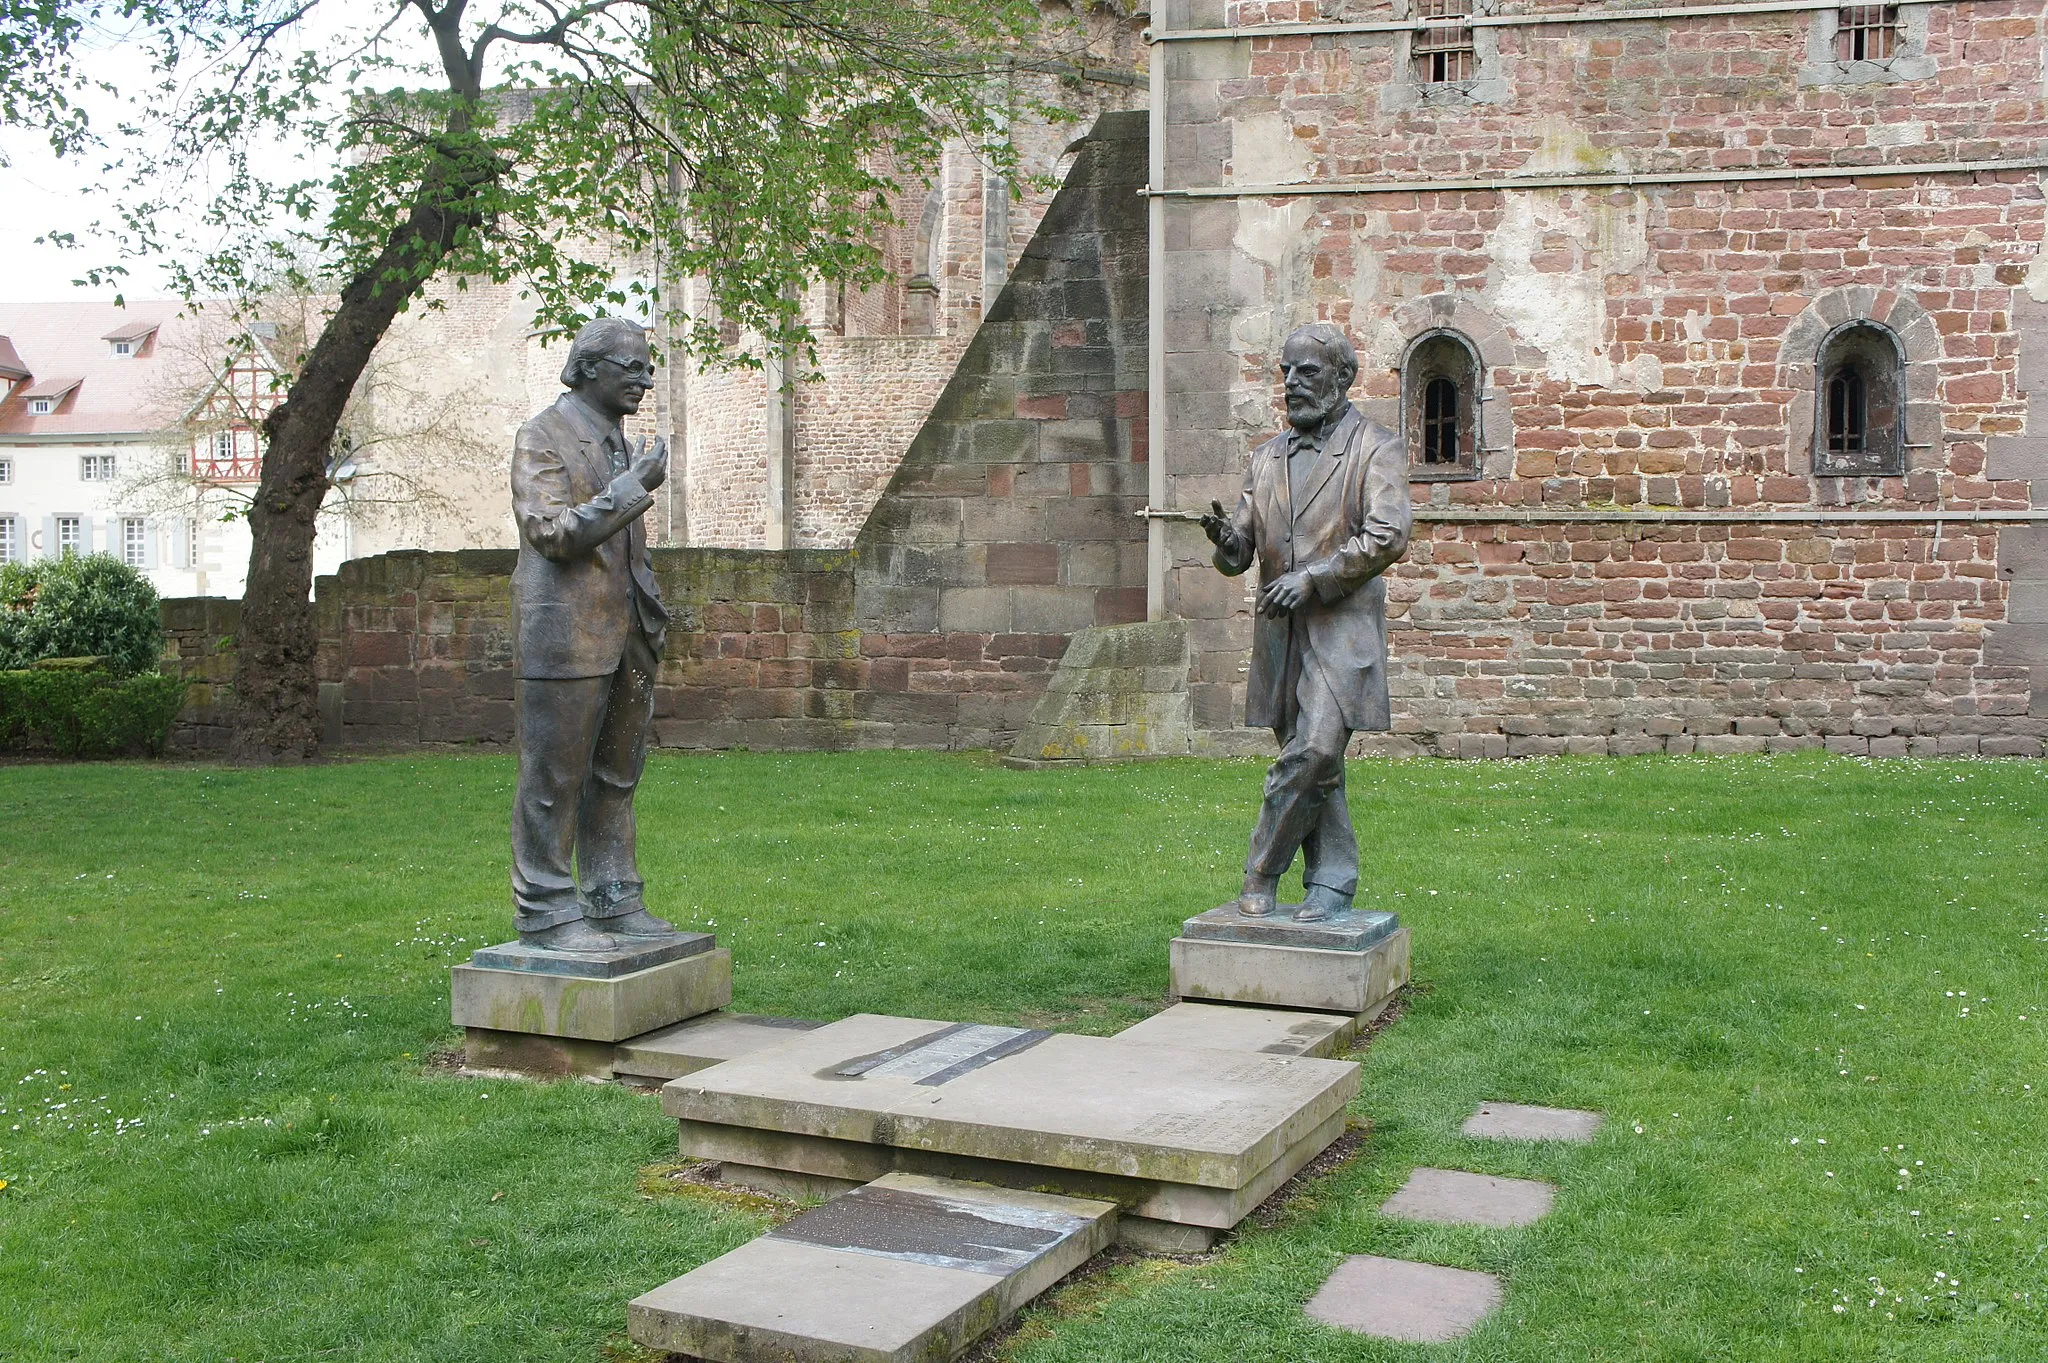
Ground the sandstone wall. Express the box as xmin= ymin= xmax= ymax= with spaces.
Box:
xmin=1154 ymin=0 xmax=2048 ymax=756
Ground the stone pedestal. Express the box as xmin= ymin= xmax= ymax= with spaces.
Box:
xmin=1169 ymin=905 xmax=1408 ymax=1019
xmin=452 ymin=934 xmax=732 ymax=1072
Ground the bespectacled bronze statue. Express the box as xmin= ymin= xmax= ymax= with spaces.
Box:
xmin=1200 ymin=323 xmax=1413 ymax=923
xmin=508 ymin=317 xmax=679 ymax=952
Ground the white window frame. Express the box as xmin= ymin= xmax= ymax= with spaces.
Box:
xmin=80 ymin=453 xmax=117 ymax=482
xmin=185 ymin=517 xmax=200 ymax=568
xmin=55 ymin=515 xmax=82 ymax=555
xmin=212 ymin=430 xmax=235 ymax=461
xmin=111 ymin=339 xmax=134 ymax=357
xmin=0 ymin=455 xmax=12 ymax=483
xmin=122 ymin=517 xmax=147 ymax=568
xmin=0 ymin=516 xmax=17 ymax=564
xmin=28 ymin=398 xmax=53 ymax=416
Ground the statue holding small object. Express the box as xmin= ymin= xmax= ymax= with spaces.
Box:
xmin=1199 ymin=323 xmax=1413 ymax=924
xmin=508 ymin=317 xmax=679 ymax=953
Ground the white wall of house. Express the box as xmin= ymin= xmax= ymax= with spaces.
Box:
xmin=0 ymin=434 xmax=347 ymax=598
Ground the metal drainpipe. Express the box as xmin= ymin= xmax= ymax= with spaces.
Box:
xmin=1145 ymin=33 xmax=1167 ymax=621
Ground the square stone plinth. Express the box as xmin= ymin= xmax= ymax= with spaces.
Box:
xmin=1379 ymin=1167 xmax=1556 ymax=1228
xmin=613 ymin=1012 xmax=823 ymax=1082
xmin=452 ymin=947 xmax=731 ymax=1043
xmin=663 ymin=1014 xmax=1356 ymax=1232
xmin=1462 ymin=1101 xmax=1605 ymax=1143
xmin=628 ymin=1173 xmax=1117 ymax=1363
xmin=1180 ymin=904 xmax=1399 ymax=953
xmin=1170 ymin=927 xmax=1409 ymax=1017
xmin=1114 ymin=1001 xmax=1359 ymax=1058
xmin=1305 ymin=1255 xmax=1501 ymax=1343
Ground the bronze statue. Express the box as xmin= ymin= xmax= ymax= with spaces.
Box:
xmin=508 ymin=317 xmax=679 ymax=952
xmin=1201 ymin=323 xmax=1413 ymax=923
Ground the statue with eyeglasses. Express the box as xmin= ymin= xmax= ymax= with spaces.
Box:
xmin=507 ymin=317 xmax=680 ymax=952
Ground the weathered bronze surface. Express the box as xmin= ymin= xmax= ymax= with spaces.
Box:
xmin=1200 ymin=323 xmax=1414 ymax=923
xmin=507 ymin=317 xmax=680 ymax=953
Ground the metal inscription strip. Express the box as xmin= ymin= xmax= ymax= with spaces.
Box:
xmin=833 ymin=1023 xmax=1053 ymax=1087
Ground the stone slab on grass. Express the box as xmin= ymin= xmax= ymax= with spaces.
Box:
xmin=462 ymin=1027 xmax=617 ymax=1079
xmin=450 ymin=947 xmax=731 ymax=1043
xmin=662 ymin=1014 xmax=1357 ymax=1191
xmin=1304 ymin=1255 xmax=1502 ymax=1343
xmin=614 ymin=1011 xmax=822 ymax=1082
xmin=1380 ymin=1167 xmax=1555 ymax=1228
xmin=691 ymin=1109 xmax=1345 ymax=1235
xmin=1113 ymin=1001 xmax=1358 ymax=1058
xmin=628 ymin=1173 xmax=1116 ymax=1363
xmin=1462 ymin=1101 xmax=1605 ymax=1143
xmin=1171 ymin=927 xmax=1409 ymax=1016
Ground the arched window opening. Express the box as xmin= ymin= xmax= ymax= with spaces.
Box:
xmin=1814 ymin=321 xmax=1903 ymax=476
xmin=1403 ymin=330 xmax=1482 ymax=479
xmin=1422 ymin=376 xmax=1460 ymax=463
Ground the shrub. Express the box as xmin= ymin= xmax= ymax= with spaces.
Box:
xmin=0 ymin=553 xmax=165 ymax=677
xmin=0 ymin=666 xmax=188 ymax=757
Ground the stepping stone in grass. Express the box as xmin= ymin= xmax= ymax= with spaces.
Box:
xmin=1462 ymin=1101 xmax=1604 ymax=1143
xmin=1379 ymin=1167 xmax=1555 ymax=1228
xmin=1304 ymin=1255 xmax=1502 ymax=1342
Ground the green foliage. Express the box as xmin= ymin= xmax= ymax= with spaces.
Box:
xmin=15 ymin=0 xmax=1073 ymax=366
xmin=0 ymin=552 xmax=165 ymax=676
xmin=0 ymin=665 xmax=187 ymax=756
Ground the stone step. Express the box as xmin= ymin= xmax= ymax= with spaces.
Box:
xmin=613 ymin=1011 xmax=822 ymax=1083
xmin=628 ymin=1173 xmax=1116 ymax=1363
xmin=1461 ymin=1101 xmax=1604 ymax=1143
xmin=1305 ymin=1255 xmax=1502 ymax=1343
xmin=1379 ymin=1167 xmax=1556 ymax=1228
xmin=1112 ymin=1000 xmax=1359 ymax=1058
xmin=662 ymin=1013 xmax=1357 ymax=1240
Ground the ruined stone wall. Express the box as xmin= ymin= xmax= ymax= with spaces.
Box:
xmin=162 ymin=111 xmax=1152 ymax=756
xmin=1156 ymin=0 xmax=2048 ymax=756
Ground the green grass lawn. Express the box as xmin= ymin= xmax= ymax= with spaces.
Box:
xmin=0 ymin=750 xmax=2044 ymax=1362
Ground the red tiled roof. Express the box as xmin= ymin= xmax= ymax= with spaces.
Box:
xmin=0 ymin=301 xmax=191 ymax=438
xmin=20 ymin=375 xmax=84 ymax=402
xmin=101 ymin=319 xmax=162 ymax=343
xmin=0 ymin=337 xmax=26 ymax=382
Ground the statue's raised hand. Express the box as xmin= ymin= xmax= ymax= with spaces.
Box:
xmin=629 ymin=435 xmax=668 ymax=493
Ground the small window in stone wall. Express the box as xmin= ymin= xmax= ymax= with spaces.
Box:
xmin=1403 ymin=330 xmax=1482 ymax=480
xmin=1814 ymin=321 xmax=1904 ymax=477
xmin=1413 ymin=0 xmax=1476 ymax=84
xmin=1836 ymin=4 xmax=1898 ymax=60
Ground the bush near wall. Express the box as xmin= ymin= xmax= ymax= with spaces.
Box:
xmin=0 ymin=554 xmax=166 ymax=677
xmin=0 ymin=660 xmax=188 ymax=758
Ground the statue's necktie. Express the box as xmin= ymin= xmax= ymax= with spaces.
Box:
xmin=604 ymin=428 xmax=628 ymax=476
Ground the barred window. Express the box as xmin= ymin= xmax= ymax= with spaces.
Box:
xmin=1814 ymin=321 xmax=1904 ymax=477
xmin=1413 ymin=0 xmax=1476 ymax=83
xmin=1422 ymin=378 xmax=1461 ymax=464
xmin=1404 ymin=329 xmax=1483 ymax=479
xmin=1836 ymin=4 xmax=1897 ymax=61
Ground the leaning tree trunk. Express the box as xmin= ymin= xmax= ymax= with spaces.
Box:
xmin=230 ymin=144 xmax=497 ymax=762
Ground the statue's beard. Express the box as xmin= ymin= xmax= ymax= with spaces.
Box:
xmin=1286 ymin=392 xmax=1339 ymax=430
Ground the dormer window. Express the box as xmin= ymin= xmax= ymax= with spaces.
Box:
xmin=28 ymin=398 xmax=53 ymax=415
xmin=111 ymin=339 xmax=134 ymax=357
xmin=100 ymin=319 xmax=160 ymax=357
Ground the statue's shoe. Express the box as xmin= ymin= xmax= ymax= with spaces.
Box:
xmin=518 ymin=919 xmax=620 ymax=953
xmin=596 ymin=909 xmax=681 ymax=938
xmin=1293 ymin=885 xmax=1353 ymax=923
xmin=1237 ymin=888 xmax=1277 ymax=917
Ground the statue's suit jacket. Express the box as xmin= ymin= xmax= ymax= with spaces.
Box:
xmin=1214 ymin=404 xmax=1413 ymax=732
xmin=511 ymin=396 xmax=670 ymax=680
